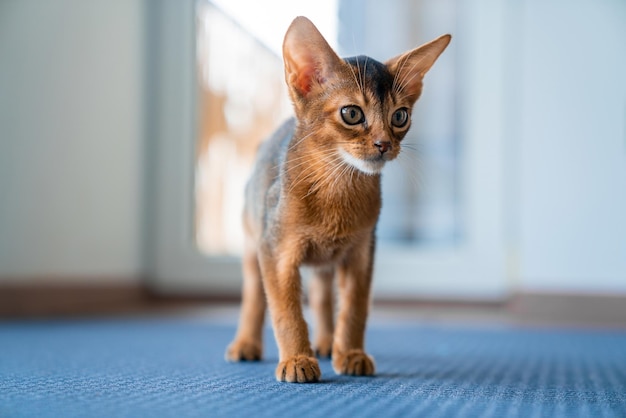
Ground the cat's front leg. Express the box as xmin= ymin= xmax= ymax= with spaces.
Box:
xmin=332 ymin=234 xmax=376 ymax=376
xmin=225 ymin=245 xmax=266 ymax=362
xmin=309 ymin=266 xmax=335 ymax=358
xmin=260 ymin=246 xmax=321 ymax=383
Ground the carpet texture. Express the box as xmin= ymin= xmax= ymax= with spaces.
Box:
xmin=1 ymin=318 xmax=625 ymax=417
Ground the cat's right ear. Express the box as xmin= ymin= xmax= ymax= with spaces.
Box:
xmin=283 ymin=17 xmax=343 ymax=99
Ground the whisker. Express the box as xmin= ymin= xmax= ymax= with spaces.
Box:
xmin=394 ymin=54 xmax=430 ymax=96
xmin=283 ymin=150 xmax=342 ymax=180
xmin=283 ymin=149 xmax=337 ymax=176
xmin=289 ymin=168 xmax=320 ymax=194
xmin=287 ymin=130 xmax=318 ymax=152
xmin=290 ymin=152 xmax=345 ymax=196
xmin=392 ymin=54 xmax=411 ymax=95
xmin=346 ymin=59 xmax=362 ymax=95
xmin=363 ymin=55 xmax=369 ymax=93
xmin=302 ymin=154 xmax=347 ymax=198
xmin=393 ymin=93 xmax=415 ymax=103
xmin=398 ymin=151 xmax=426 ymax=192
xmin=276 ymin=146 xmax=338 ymax=172
xmin=355 ymin=55 xmax=364 ymax=95
xmin=327 ymin=158 xmax=350 ymax=190
xmin=400 ymin=143 xmax=422 ymax=154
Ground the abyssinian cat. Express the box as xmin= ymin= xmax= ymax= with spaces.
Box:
xmin=225 ymin=16 xmax=450 ymax=383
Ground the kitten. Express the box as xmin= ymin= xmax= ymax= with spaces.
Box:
xmin=225 ymin=16 xmax=450 ymax=383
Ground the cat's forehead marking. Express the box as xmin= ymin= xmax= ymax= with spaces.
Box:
xmin=343 ymin=55 xmax=394 ymax=106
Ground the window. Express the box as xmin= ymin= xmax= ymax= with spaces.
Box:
xmin=195 ymin=2 xmax=291 ymax=255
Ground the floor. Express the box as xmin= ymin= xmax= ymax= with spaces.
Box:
xmin=2 ymin=303 xmax=625 ymax=418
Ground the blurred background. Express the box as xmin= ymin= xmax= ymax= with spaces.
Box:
xmin=0 ymin=0 xmax=624 ymax=322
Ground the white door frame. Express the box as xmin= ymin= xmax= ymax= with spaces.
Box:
xmin=146 ymin=0 xmax=240 ymax=295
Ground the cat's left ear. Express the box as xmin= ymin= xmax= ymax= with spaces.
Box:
xmin=283 ymin=16 xmax=344 ymax=99
xmin=386 ymin=34 xmax=451 ymax=102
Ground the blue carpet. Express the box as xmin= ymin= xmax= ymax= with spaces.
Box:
xmin=1 ymin=318 xmax=625 ymax=418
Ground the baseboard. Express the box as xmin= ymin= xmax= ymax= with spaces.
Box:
xmin=0 ymin=281 xmax=242 ymax=318
xmin=2 ymin=283 xmax=626 ymax=327
xmin=511 ymin=291 xmax=626 ymax=328
xmin=0 ymin=282 xmax=143 ymax=318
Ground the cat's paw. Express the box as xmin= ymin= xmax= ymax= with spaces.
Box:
xmin=313 ymin=336 xmax=333 ymax=359
xmin=225 ymin=339 xmax=262 ymax=362
xmin=332 ymin=349 xmax=375 ymax=376
xmin=276 ymin=355 xmax=321 ymax=383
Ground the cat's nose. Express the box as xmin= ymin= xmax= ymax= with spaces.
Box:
xmin=374 ymin=140 xmax=391 ymax=155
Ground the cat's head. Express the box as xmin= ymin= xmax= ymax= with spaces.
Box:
xmin=283 ymin=16 xmax=450 ymax=175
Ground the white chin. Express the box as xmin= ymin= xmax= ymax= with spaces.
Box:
xmin=338 ymin=148 xmax=384 ymax=175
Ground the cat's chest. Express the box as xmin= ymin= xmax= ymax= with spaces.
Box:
xmin=288 ymin=194 xmax=380 ymax=265
xmin=294 ymin=185 xmax=381 ymax=234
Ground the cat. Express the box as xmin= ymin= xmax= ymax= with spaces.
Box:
xmin=225 ymin=16 xmax=450 ymax=383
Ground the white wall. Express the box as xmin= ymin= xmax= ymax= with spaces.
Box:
xmin=0 ymin=0 xmax=145 ymax=282
xmin=512 ymin=0 xmax=626 ymax=293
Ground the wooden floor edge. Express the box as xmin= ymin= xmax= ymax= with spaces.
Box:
xmin=1 ymin=283 xmax=626 ymax=325
xmin=510 ymin=291 xmax=626 ymax=326
xmin=0 ymin=282 xmax=235 ymax=318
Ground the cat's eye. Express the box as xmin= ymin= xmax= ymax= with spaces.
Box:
xmin=391 ymin=108 xmax=409 ymax=128
xmin=340 ymin=106 xmax=365 ymax=125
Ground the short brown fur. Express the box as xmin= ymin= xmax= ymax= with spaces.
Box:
xmin=225 ymin=17 xmax=450 ymax=383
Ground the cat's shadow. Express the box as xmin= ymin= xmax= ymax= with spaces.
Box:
xmin=315 ymin=354 xmax=527 ymax=385
xmin=314 ymin=356 xmax=424 ymax=384
xmin=317 ymin=372 xmax=417 ymax=385
xmin=261 ymin=354 xmax=496 ymax=385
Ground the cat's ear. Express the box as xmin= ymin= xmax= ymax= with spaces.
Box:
xmin=386 ymin=34 xmax=451 ymax=102
xmin=283 ymin=16 xmax=343 ymax=98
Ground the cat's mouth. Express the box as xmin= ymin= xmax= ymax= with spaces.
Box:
xmin=338 ymin=148 xmax=388 ymax=175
